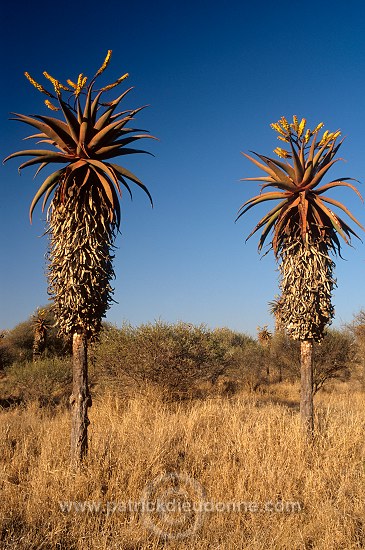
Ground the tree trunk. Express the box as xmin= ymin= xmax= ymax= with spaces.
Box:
xmin=70 ymin=331 xmax=91 ymax=468
xmin=33 ymin=330 xmax=46 ymax=362
xmin=300 ymin=339 xmax=314 ymax=437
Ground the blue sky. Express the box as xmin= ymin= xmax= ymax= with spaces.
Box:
xmin=1 ymin=0 xmax=365 ymax=336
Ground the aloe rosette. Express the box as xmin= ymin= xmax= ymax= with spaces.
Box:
xmin=237 ymin=116 xmax=364 ymax=341
xmin=4 ymin=51 xmax=155 ymax=338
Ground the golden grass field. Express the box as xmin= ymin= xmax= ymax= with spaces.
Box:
xmin=1 ymin=381 xmax=365 ymax=549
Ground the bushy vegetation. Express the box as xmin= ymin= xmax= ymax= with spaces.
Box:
xmin=269 ymin=328 xmax=356 ymax=394
xmin=2 ymin=358 xmax=72 ymax=407
xmin=90 ymin=321 xmax=265 ymax=398
xmin=0 ymin=305 xmax=68 ymax=369
xmin=0 ymin=316 xmax=359 ymax=406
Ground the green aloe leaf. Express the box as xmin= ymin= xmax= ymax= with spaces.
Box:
xmin=58 ymin=97 xmax=80 ymax=145
xmin=86 ymin=159 xmax=118 ymax=186
xmin=289 ymin=139 xmax=304 ymax=182
xmin=236 ymin=192 xmax=287 ymax=219
xmin=316 ymin=180 xmax=363 ymax=201
xmin=312 ymin=196 xmax=349 ymax=242
xmin=240 ymin=198 xmax=287 ymax=230
xmin=320 ymin=195 xmax=365 ymax=231
xmin=258 ymin=209 xmax=282 ymax=250
xmin=88 ymin=117 xmax=132 ymax=151
xmin=35 ymin=114 xmax=76 ymax=151
xmin=41 ymin=181 xmax=59 ymax=212
xmin=259 ymin=155 xmax=296 ymax=181
xmin=9 ymin=113 xmax=71 ymax=152
xmin=89 ymin=164 xmax=115 ymax=209
xmin=256 ymin=153 xmax=294 ymax=185
xmin=110 ymin=163 xmax=153 ymax=206
xmin=304 ymin=158 xmax=341 ymax=190
xmin=95 ymin=134 xmax=156 ymax=158
xmin=18 ymin=153 xmax=72 ymax=171
xmin=90 ymin=90 xmax=103 ymax=125
xmin=242 ymin=152 xmax=280 ymax=181
xmin=29 ymin=168 xmax=64 ymax=221
xmin=94 ymin=88 xmax=133 ymax=130
xmin=4 ymin=149 xmax=65 ymax=161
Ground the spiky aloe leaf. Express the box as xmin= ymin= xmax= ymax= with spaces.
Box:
xmin=238 ymin=117 xmax=364 ymax=256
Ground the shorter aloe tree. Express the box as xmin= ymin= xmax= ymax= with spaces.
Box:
xmin=32 ymin=308 xmax=49 ymax=362
xmin=4 ymin=51 xmax=155 ymax=465
xmin=237 ymin=116 xmax=364 ymax=435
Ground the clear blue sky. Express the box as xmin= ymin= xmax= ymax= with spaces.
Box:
xmin=1 ymin=0 xmax=365 ymax=336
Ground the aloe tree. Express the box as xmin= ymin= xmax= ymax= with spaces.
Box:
xmin=237 ymin=116 xmax=364 ymax=435
xmin=32 ymin=308 xmax=48 ymax=362
xmin=4 ymin=51 xmax=155 ymax=465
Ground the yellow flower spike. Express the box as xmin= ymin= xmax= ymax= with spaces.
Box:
xmin=43 ymin=72 xmax=70 ymax=91
xmin=332 ymin=131 xmax=341 ymax=140
xmin=279 ymin=116 xmax=290 ymax=132
xmin=44 ymin=99 xmax=60 ymax=111
xmin=95 ymin=50 xmax=112 ymax=78
xmin=277 ymin=135 xmax=290 ymax=143
xmin=318 ymin=130 xmax=329 ymax=146
xmin=313 ymin=122 xmax=324 ymax=133
xmin=24 ymin=72 xmax=53 ymax=97
xmin=304 ymin=129 xmax=311 ymax=144
xmin=43 ymin=71 xmax=64 ymax=94
xmin=270 ymin=122 xmax=286 ymax=136
xmin=67 ymin=79 xmax=78 ymax=89
xmin=274 ymin=147 xmax=290 ymax=159
xmin=298 ymin=118 xmax=306 ymax=138
xmin=75 ymin=73 xmax=86 ymax=97
xmin=292 ymin=115 xmax=299 ymax=132
xmin=99 ymin=73 xmax=129 ymax=92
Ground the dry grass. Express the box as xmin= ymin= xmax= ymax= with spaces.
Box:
xmin=1 ymin=383 xmax=365 ymax=549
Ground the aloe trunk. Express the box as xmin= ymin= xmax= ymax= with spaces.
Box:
xmin=300 ymin=339 xmax=314 ymax=437
xmin=70 ymin=331 xmax=91 ymax=467
xmin=33 ymin=330 xmax=46 ymax=362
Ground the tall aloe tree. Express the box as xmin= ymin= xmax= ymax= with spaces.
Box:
xmin=237 ymin=116 xmax=364 ymax=435
xmin=4 ymin=51 xmax=155 ymax=464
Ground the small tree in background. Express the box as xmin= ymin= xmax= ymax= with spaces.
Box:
xmin=4 ymin=51 xmax=155 ymax=466
xmin=257 ymin=325 xmax=272 ymax=377
xmin=237 ymin=115 xmax=364 ymax=436
xmin=32 ymin=308 xmax=49 ymax=362
xmin=257 ymin=325 xmax=272 ymax=346
xmin=348 ymin=310 xmax=365 ymax=389
xmin=268 ymin=296 xmax=285 ymax=334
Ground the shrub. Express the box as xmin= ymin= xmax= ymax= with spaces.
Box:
xmin=312 ymin=329 xmax=355 ymax=393
xmin=1 ymin=306 xmax=70 ymax=366
xmin=2 ymin=358 xmax=72 ymax=406
xmin=268 ymin=329 xmax=355 ymax=393
xmin=91 ymin=322 xmax=267 ymax=398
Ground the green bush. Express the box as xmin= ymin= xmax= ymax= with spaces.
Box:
xmin=268 ymin=329 xmax=355 ymax=393
xmin=1 ymin=306 xmax=70 ymax=367
xmin=312 ymin=329 xmax=355 ymax=393
xmin=91 ymin=321 xmax=267 ymax=398
xmin=2 ymin=358 xmax=72 ymax=406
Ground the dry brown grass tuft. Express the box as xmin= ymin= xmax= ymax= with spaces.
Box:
xmin=1 ymin=385 xmax=365 ymax=549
